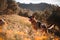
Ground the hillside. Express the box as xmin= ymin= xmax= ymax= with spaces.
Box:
xmin=0 ymin=14 xmax=31 ymax=40
xmin=18 ymin=3 xmax=53 ymax=11
xmin=0 ymin=0 xmax=60 ymax=40
xmin=0 ymin=14 xmax=60 ymax=40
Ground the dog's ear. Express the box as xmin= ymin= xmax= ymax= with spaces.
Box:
xmin=28 ymin=16 xmax=31 ymax=18
xmin=0 ymin=19 xmax=5 ymax=26
xmin=28 ymin=16 xmax=33 ymax=19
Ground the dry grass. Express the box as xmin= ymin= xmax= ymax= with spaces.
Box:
xmin=0 ymin=14 xmax=60 ymax=40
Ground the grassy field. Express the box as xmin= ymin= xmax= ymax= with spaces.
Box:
xmin=0 ymin=14 xmax=60 ymax=40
